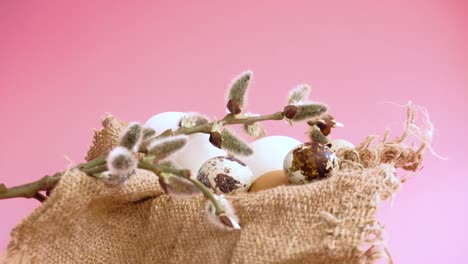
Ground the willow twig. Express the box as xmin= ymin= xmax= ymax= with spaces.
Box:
xmin=140 ymin=111 xmax=285 ymax=151
xmin=0 ymin=109 xmax=308 ymax=202
xmin=137 ymin=161 xmax=191 ymax=179
xmin=0 ymin=173 xmax=62 ymax=201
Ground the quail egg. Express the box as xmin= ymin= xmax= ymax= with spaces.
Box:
xmin=283 ymin=142 xmax=339 ymax=184
xmin=197 ymin=156 xmax=254 ymax=194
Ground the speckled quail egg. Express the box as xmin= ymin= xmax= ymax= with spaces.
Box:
xmin=326 ymin=139 xmax=355 ymax=153
xmin=197 ymin=156 xmax=254 ymax=194
xmin=283 ymin=141 xmax=339 ymax=184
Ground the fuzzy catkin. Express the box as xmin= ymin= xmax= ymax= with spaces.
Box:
xmin=227 ymin=71 xmax=251 ymax=107
xmin=148 ymin=135 xmax=188 ymax=161
xmin=119 ymin=122 xmax=142 ymax=152
xmin=220 ymin=129 xmax=253 ymax=156
xmin=287 ymin=84 xmax=310 ymax=105
xmin=107 ymin=146 xmax=137 ymax=176
xmin=243 ymin=122 xmax=266 ymax=139
xmin=293 ymin=104 xmax=328 ymax=121
xmin=159 ymin=173 xmax=201 ymax=199
xmin=142 ymin=127 xmax=156 ymax=139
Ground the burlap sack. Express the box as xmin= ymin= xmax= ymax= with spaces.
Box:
xmin=2 ymin=115 xmax=424 ymax=264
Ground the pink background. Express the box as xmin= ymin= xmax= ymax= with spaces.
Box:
xmin=1 ymin=0 xmax=467 ymax=262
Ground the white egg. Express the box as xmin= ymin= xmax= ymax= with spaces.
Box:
xmin=244 ymin=136 xmax=302 ymax=179
xmin=144 ymin=112 xmax=186 ymax=136
xmin=326 ymin=139 xmax=355 ymax=153
xmin=197 ymin=156 xmax=254 ymax=194
xmin=172 ymin=133 xmax=227 ymax=176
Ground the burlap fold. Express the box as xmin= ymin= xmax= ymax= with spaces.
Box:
xmin=2 ymin=115 xmax=424 ymax=264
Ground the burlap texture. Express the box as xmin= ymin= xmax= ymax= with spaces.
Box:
xmin=2 ymin=115 xmax=423 ymax=264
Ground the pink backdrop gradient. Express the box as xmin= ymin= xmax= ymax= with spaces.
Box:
xmin=1 ymin=0 xmax=467 ymax=262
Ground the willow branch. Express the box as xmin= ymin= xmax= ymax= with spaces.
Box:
xmin=176 ymin=112 xmax=284 ymax=135
xmin=137 ymin=161 xmax=191 ymax=178
xmin=0 ymin=173 xmax=62 ymax=200
xmin=0 ymin=111 xmax=287 ymax=202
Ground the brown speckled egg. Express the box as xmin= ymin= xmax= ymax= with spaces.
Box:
xmin=197 ymin=156 xmax=254 ymax=194
xmin=283 ymin=142 xmax=339 ymax=184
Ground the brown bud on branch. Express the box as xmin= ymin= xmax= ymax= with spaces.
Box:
xmin=227 ymin=99 xmax=242 ymax=115
xmin=307 ymin=114 xmax=343 ymax=136
xmin=283 ymin=105 xmax=298 ymax=119
xmin=209 ymin=131 xmax=223 ymax=149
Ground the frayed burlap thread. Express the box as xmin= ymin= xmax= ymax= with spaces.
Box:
xmin=2 ymin=109 xmax=427 ymax=264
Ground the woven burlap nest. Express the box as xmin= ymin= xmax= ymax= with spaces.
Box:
xmin=1 ymin=113 xmax=426 ymax=264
